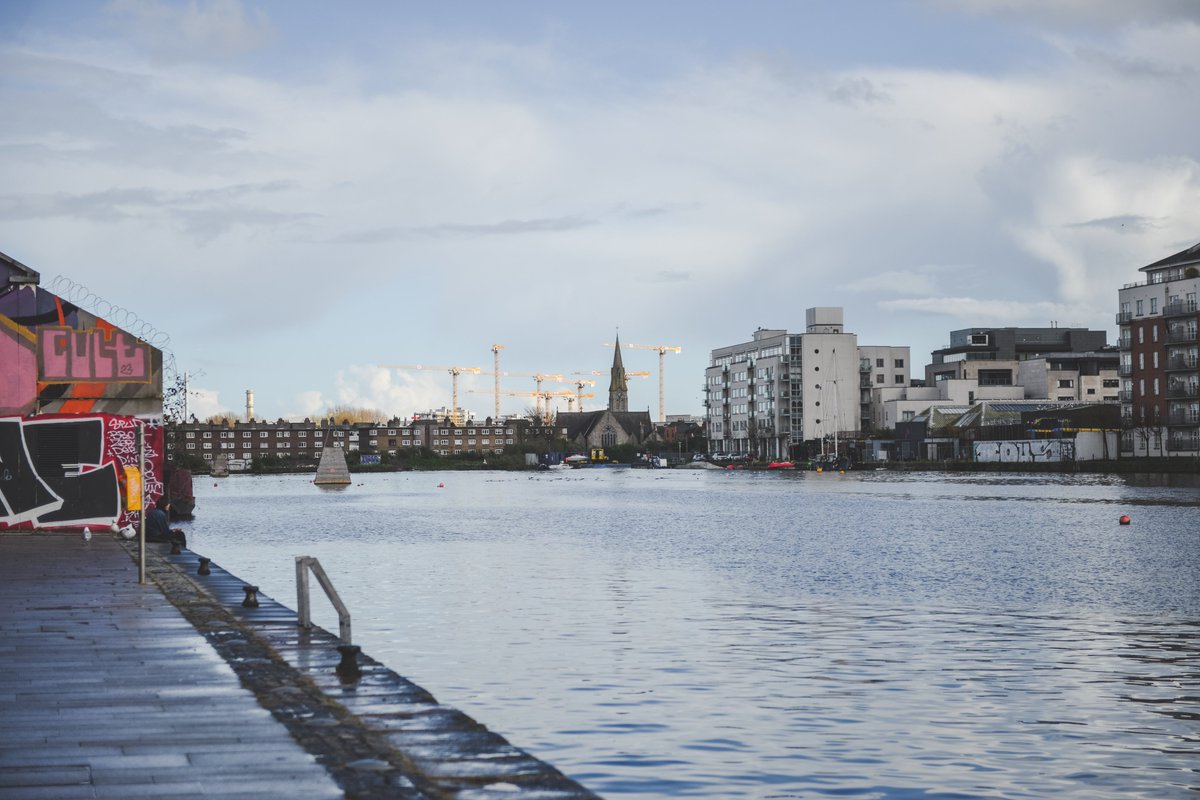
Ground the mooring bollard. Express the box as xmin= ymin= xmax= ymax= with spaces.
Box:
xmin=336 ymin=644 xmax=362 ymax=680
xmin=170 ymin=540 xmax=182 ymax=555
xmin=242 ymin=585 xmax=260 ymax=608
xmin=197 ymin=557 xmax=211 ymax=576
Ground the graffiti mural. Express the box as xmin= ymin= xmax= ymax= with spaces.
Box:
xmin=973 ymin=439 xmax=1074 ymax=463
xmin=38 ymin=327 xmax=152 ymax=383
xmin=0 ymin=414 xmax=163 ymax=530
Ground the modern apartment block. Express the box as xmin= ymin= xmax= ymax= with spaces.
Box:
xmin=925 ymin=326 xmax=1108 ymax=387
xmin=1117 ymin=241 xmax=1200 ymax=456
xmin=704 ymin=308 xmax=907 ymax=459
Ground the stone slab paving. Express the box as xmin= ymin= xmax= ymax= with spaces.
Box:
xmin=1 ymin=532 xmax=601 ymax=800
xmin=0 ymin=532 xmax=344 ymax=800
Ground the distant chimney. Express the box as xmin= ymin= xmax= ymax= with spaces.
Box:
xmin=246 ymin=389 xmax=255 ymax=422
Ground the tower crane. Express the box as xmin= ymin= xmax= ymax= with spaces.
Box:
xmin=604 ymin=343 xmax=682 ymax=423
xmin=573 ymin=379 xmax=596 ymax=411
xmin=469 ymin=390 xmax=594 ymax=423
xmin=378 ymin=364 xmax=481 ymax=425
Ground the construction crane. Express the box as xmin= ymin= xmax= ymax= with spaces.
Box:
xmin=604 ymin=342 xmax=682 ymax=423
xmin=469 ymin=389 xmax=593 ymax=422
xmin=574 ymin=379 xmax=596 ymax=412
xmin=378 ymin=364 xmax=482 ymax=425
xmin=490 ymin=344 xmax=504 ymax=419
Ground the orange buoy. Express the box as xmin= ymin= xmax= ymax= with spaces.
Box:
xmin=1119 ymin=515 xmax=1131 ymax=525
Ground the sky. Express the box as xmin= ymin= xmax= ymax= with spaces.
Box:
xmin=3 ymin=0 xmax=1199 ymax=423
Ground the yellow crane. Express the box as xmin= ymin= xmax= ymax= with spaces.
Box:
xmin=469 ymin=390 xmax=594 ymax=422
xmin=378 ymin=364 xmax=481 ymax=425
xmin=604 ymin=343 xmax=682 ymax=423
xmin=574 ymin=379 xmax=596 ymax=411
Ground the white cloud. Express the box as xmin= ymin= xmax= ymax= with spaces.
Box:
xmin=104 ymin=0 xmax=275 ymax=62
xmin=879 ymin=296 xmax=1092 ymax=327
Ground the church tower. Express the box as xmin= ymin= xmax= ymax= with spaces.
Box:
xmin=608 ymin=332 xmax=629 ymax=412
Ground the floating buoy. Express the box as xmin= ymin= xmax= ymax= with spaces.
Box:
xmin=82 ymin=526 xmax=91 ymax=541
xmin=1119 ymin=515 xmax=1131 ymax=525
xmin=437 ymin=482 xmax=445 ymax=488
xmin=816 ymin=467 xmax=823 ymax=473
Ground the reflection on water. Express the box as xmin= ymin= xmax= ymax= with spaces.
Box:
xmin=183 ymin=470 xmax=1200 ymax=798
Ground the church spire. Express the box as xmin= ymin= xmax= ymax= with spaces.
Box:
xmin=608 ymin=331 xmax=628 ymax=412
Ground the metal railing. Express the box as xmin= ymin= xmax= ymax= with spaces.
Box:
xmin=1116 ymin=311 xmax=1132 ymax=324
xmin=1164 ymin=299 xmax=1198 ymax=318
xmin=295 ymin=556 xmax=351 ymax=644
xmin=1166 ymin=327 xmax=1198 ymax=344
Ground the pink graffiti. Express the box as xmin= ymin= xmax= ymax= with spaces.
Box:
xmin=38 ymin=327 xmax=150 ymax=383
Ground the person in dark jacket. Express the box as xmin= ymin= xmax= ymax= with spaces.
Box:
xmin=146 ymin=500 xmax=187 ymax=548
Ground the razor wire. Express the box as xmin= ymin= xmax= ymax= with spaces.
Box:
xmin=46 ymin=275 xmax=205 ymax=421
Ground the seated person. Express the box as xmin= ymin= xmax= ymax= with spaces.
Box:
xmin=146 ymin=500 xmax=187 ymax=548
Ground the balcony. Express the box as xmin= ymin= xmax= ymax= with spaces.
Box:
xmin=1116 ymin=310 xmax=1133 ymax=324
xmin=1117 ymin=364 xmax=1133 ymax=377
xmin=1118 ymin=336 xmax=1132 ymax=350
xmin=1166 ymin=355 xmax=1199 ymax=372
xmin=1117 ymin=390 xmax=1134 ymax=403
xmin=1166 ymin=327 xmax=1198 ymax=344
xmin=1165 ymin=383 xmax=1199 ymax=399
xmin=1168 ymin=409 xmax=1200 ymax=426
xmin=1164 ymin=299 xmax=1198 ymax=318
xmin=1168 ymin=434 xmax=1200 ymax=453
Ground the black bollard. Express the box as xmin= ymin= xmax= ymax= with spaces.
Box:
xmin=242 ymin=585 xmax=260 ymax=608
xmin=170 ymin=540 xmax=182 ymax=555
xmin=197 ymin=557 xmax=211 ymax=576
xmin=336 ymin=644 xmax=362 ymax=680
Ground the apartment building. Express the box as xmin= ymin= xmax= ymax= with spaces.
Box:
xmin=1117 ymin=241 xmax=1200 ymax=456
xmin=166 ymin=417 xmax=536 ymax=464
xmin=704 ymin=308 xmax=907 ymax=459
xmin=925 ymin=326 xmax=1108 ymax=387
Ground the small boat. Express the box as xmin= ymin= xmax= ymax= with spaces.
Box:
xmin=767 ymin=461 xmax=795 ymax=470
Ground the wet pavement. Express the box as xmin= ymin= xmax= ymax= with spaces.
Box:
xmin=0 ymin=533 xmax=599 ymax=800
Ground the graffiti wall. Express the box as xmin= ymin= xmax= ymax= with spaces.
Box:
xmin=973 ymin=439 xmax=1075 ymax=463
xmin=0 ymin=413 xmax=163 ymax=530
xmin=1 ymin=276 xmax=162 ymax=417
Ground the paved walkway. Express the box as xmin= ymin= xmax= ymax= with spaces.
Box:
xmin=0 ymin=533 xmax=343 ymax=800
xmin=0 ymin=534 xmax=599 ymax=800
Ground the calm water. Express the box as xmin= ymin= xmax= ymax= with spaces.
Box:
xmin=180 ymin=469 xmax=1200 ymax=799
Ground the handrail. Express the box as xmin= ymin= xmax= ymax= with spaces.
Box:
xmin=295 ymin=556 xmax=351 ymax=644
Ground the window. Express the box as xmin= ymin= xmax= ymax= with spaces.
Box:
xmin=1139 ymin=379 xmax=1145 ymax=397
xmin=1087 ymin=388 xmax=1096 ymax=395
xmin=203 ymin=442 xmax=212 ymax=449
xmin=1139 ymin=327 xmax=1145 ymax=344
xmin=186 ymin=432 xmax=195 ymax=439
xmin=316 ymin=442 xmax=324 ymax=448
xmin=876 ymin=358 xmax=884 ymax=367
xmin=203 ymin=432 xmax=212 ymax=439
xmin=895 ymin=375 xmax=904 ymax=384
xmin=186 ymin=443 xmax=196 ymax=450
xmin=1154 ymin=378 xmax=1160 ymax=396
xmin=894 ymin=359 xmax=904 ymax=368
xmin=242 ymin=432 xmax=251 ymax=438
xmin=1137 ymin=299 xmax=1144 ymax=315
xmin=876 ymin=374 xmax=884 ymax=384
xmin=1139 ymin=353 xmax=1145 ymax=369
xmin=1153 ymin=352 xmax=1159 ymax=368
xmin=299 ymin=431 xmax=307 ymax=437
xmin=1057 ymin=379 xmax=1074 ymax=388
xmin=259 ymin=431 xmax=269 ymax=438
xmin=1153 ymin=325 xmax=1159 ymax=342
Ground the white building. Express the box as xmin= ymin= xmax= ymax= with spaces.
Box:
xmin=705 ymin=308 xmax=907 ymax=459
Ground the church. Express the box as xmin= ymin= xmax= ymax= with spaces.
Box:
xmin=555 ymin=334 xmax=656 ymax=449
